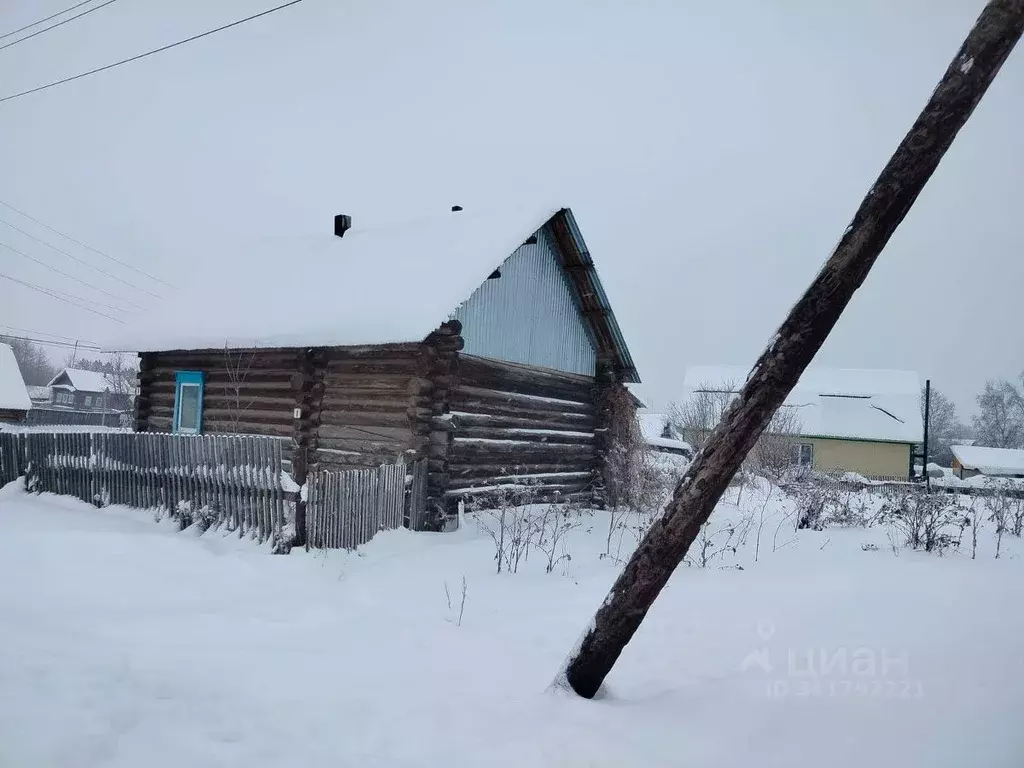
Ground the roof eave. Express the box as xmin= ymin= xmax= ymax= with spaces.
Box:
xmin=548 ymin=208 xmax=640 ymax=384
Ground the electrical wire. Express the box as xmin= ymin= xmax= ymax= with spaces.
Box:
xmin=0 ymin=323 xmax=92 ymax=344
xmin=0 ymin=0 xmax=118 ymax=53
xmin=0 ymin=332 xmax=101 ymax=351
xmin=0 ymin=0 xmax=97 ymax=41
xmin=0 ymin=263 xmax=128 ymax=315
xmin=0 ymin=218 xmax=161 ymax=300
xmin=0 ymin=198 xmax=175 ymax=290
xmin=0 ymin=239 xmax=141 ymax=310
xmin=0 ymin=271 xmax=125 ymax=323
xmin=0 ymin=0 xmax=305 ymax=104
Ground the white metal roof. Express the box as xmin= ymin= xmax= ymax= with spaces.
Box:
xmin=951 ymin=445 xmax=1024 ymax=476
xmin=0 ymin=343 xmax=31 ymax=411
xmin=680 ymin=365 xmax=923 ymax=444
xmin=47 ymin=368 xmax=112 ymax=393
xmin=107 ymin=205 xmax=563 ymax=353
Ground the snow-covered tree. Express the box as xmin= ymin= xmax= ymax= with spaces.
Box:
xmin=972 ymin=378 xmax=1024 ymax=449
xmin=921 ymin=385 xmax=965 ymax=466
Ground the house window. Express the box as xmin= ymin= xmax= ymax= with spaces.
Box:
xmin=173 ymin=371 xmax=205 ymax=434
xmin=791 ymin=443 xmax=814 ymax=467
xmin=84 ymin=395 xmax=93 ymax=407
xmin=55 ymin=392 xmax=73 ymax=405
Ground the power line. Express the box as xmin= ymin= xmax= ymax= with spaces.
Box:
xmin=0 ymin=239 xmax=141 ymax=310
xmin=0 ymin=332 xmax=101 ymax=352
xmin=0 ymin=199 xmax=175 ymax=290
xmin=0 ymin=0 xmax=118 ymax=53
xmin=0 ymin=323 xmax=92 ymax=344
xmin=0 ymin=265 xmax=128 ymax=315
xmin=0 ymin=218 xmax=161 ymax=300
xmin=0 ymin=271 xmax=125 ymax=323
xmin=0 ymin=0 xmax=97 ymax=41
xmin=0 ymin=0 xmax=305 ymax=105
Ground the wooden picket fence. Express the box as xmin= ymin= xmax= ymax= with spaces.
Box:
xmin=16 ymin=431 xmax=288 ymax=544
xmin=305 ymin=462 xmax=412 ymax=549
xmin=0 ymin=432 xmax=26 ymax=487
xmin=3 ymin=430 xmax=429 ymax=551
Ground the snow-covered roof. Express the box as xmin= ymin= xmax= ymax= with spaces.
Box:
xmin=25 ymin=385 xmax=51 ymax=401
xmin=950 ymin=445 xmax=1024 ymax=476
xmin=638 ymin=412 xmax=692 ymax=454
xmin=48 ymin=368 xmax=111 ymax=393
xmin=104 ymin=205 xmax=637 ymax=385
xmin=0 ymin=343 xmax=31 ymax=411
xmin=680 ymin=365 xmax=923 ymax=444
xmin=638 ymin=413 xmax=671 ymax=443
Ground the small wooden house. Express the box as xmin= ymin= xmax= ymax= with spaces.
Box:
xmin=46 ymin=368 xmax=131 ymax=412
xmin=116 ymin=206 xmax=639 ymax=523
xmin=0 ymin=343 xmax=31 ymax=424
xmin=951 ymin=445 xmax=1024 ymax=480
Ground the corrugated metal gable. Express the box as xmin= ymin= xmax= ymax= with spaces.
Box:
xmin=451 ymin=226 xmax=597 ymax=377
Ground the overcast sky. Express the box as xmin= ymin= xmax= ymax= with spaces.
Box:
xmin=1 ymin=0 xmax=1021 ymax=416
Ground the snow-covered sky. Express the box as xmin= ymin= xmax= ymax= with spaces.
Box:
xmin=1 ymin=0 xmax=1021 ymax=417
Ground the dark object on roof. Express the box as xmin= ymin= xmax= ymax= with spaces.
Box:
xmin=334 ymin=214 xmax=352 ymax=238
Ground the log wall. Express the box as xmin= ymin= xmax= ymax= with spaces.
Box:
xmin=133 ymin=326 xmax=604 ymax=516
xmin=135 ymin=348 xmax=304 ymax=448
xmin=446 ymin=354 xmax=599 ymax=505
xmin=313 ymin=344 xmax=423 ymax=472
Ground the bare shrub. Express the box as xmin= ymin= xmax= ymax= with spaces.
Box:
xmin=443 ymin=576 xmax=468 ymax=626
xmin=984 ymin=487 xmax=1013 ymax=559
xmin=468 ymin=485 xmax=587 ymax=575
xmin=880 ymin=489 xmax=964 ymax=554
xmin=536 ymin=501 xmax=583 ymax=574
xmin=752 ymin=483 xmax=776 ymax=562
xmin=966 ymin=497 xmax=983 ymax=560
xmin=599 ymin=386 xmax=672 ymax=558
xmin=686 ymin=519 xmax=739 ymax=568
xmin=467 ymin=485 xmax=539 ymax=574
xmin=1011 ymin=494 xmax=1024 ymax=538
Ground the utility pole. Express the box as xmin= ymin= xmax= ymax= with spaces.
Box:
xmin=923 ymin=379 xmax=931 ymax=492
xmin=557 ymin=0 xmax=1024 ymax=700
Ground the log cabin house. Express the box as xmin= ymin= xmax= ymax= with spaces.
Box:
xmin=115 ymin=206 xmax=639 ymax=522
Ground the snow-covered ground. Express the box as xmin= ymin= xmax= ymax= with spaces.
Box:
xmin=2 ymin=479 xmax=1023 ymax=767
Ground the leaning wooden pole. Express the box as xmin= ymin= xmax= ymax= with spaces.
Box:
xmin=559 ymin=0 xmax=1024 ymax=699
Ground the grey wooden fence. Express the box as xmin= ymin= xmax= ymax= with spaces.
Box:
xmin=408 ymin=458 xmax=428 ymax=531
xmin=306 ymin=462 xmax=423 ymax=549
xmin=0 ymin=432 xmax=26 ymax=487
xmin=18 ymin=431 xmax=288 ymax=543
xmin=5 ymin=430 xmax=430 ymax=550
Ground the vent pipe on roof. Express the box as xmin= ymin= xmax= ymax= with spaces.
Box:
xmin=334 ymin=214 xmax=352 ymax=238
xmin=451 ymin=205 xmax=463 ymax=212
